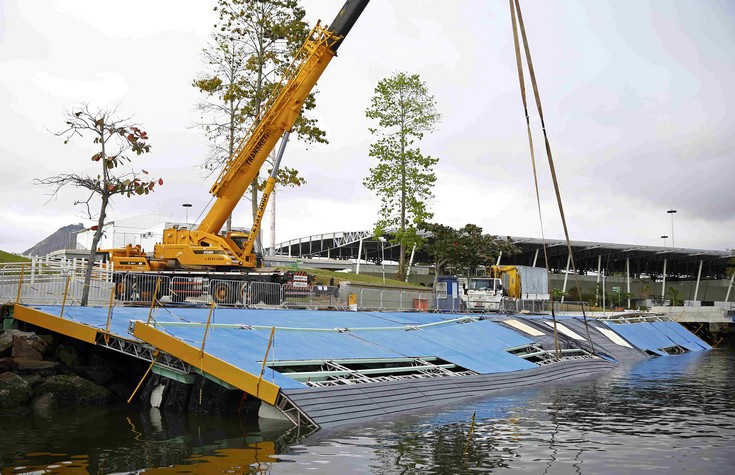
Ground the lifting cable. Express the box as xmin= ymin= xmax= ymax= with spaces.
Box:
xmin=509 ymin=0 xmax=595 ymax=354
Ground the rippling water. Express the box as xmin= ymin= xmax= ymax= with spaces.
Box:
xmin=2 ymin=349 xmax=733 ymax=474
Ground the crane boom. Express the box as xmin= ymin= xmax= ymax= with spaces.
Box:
xmin=199 ymin=0 xmax=369 ymax=235
xmin=144 ymin=0 xmax=368 ymax=271
xmin=104 ymin=0 xmax=369 ymax=284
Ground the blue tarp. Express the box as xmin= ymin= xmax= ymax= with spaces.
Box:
xmin=30 ymin=306 xmax=537 ymax=387
xmin=654 ymin=321 xmax=711 ymax=351
xmin=25 ymin=306 xmax=707 ymax=390
xmin=353 ymin=319 xmax=537 ymax=374
xmin=603 ymin=320 xmax=709 ymax=355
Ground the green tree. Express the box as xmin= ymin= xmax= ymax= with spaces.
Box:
xmin=667 ymin=286 xmax=683 ymax=306
xmin=420 ymin=222 xmax=516 ymax=281
xmin=36 ymin=104 xmax=160 ymax=306
xmin=417 ymin=222 xmax=455 ymax=277
xmin=193 ymin=0 xmax=324 ymax=236
xmin=551 ymin=288 xmax=567 ymax=302
xmin=640 ymin=283 xmax=652 ymax=299
xmin=364 ymin=72 xmax=441 ymax=279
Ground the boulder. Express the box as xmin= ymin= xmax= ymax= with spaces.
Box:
xmin=32 ymin=393 xmax=58 ymax=417
xmin=56 ymin=344 xmax=84 ymax=368
xmin=22 ymin=373 xmax=44 ymax=387
xmin=35 ymin=374 xmax=112 ymax=407
xmin=12 ymin=358 xmax=58 ymax=376
xmin=81 ymin=365 xmax=114 ymax=386
xmin=0 ymin=357 xmax=12 ymax=373
xmin=0 ymin=329 xmax=47 ymax=356
xmin=0 ymin=371 xmax=32 ymax=411
xmin=12 ymin=335 xmax=43 ymax=361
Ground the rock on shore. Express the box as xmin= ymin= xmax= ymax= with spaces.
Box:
xmin=0 ymin=328 xmax=122 ymax=416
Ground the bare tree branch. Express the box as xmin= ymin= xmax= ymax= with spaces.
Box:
xmin=35 ymin=104 xmax=161 ymax=306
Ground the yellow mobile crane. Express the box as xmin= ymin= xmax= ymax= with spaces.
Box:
xmin=103 ymin=0 xmax=369 ymax=303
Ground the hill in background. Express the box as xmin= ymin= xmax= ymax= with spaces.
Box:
xmin=22 ymin=223 xmax=85 ymax=257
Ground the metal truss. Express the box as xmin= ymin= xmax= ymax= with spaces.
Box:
xmin=95 ymin=332 xmax=190 ymax=375
xmin=274 ymin=392 xmax=318 ymax=428
xmin=303 ymin=358 xmax=478 ymax=388
xmin=596 ymin=313 xmax=670 ymax=324
xmin=332 ymin=230 xmax=372 ymax=248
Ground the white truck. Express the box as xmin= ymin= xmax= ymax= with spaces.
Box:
xmin=459 ymin=276 xmax=504 ymax=312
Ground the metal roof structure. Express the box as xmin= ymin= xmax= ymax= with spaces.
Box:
xmin=274 ymin=231 xmax=734 ymax=279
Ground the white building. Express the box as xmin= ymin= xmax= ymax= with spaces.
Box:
xmin=75 ymin=214 xmax=178 ymax=252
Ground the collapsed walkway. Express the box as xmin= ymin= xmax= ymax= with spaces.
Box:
xmin=2 ymin=302 xmax=711 ymax=428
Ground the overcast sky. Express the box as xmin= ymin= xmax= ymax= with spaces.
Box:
xmin=1 ymin=0 xmax=733 ymax=255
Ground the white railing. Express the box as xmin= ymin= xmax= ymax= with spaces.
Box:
xmin=1 ymin=261 xmax=114 ymax=306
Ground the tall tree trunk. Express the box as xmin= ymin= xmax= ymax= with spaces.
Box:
xmin=226 ymin=94 xmax=237 ymax=233
xmin=398 ymin=121 xmax=407 ymax=280
xmin=82 ymin=193 xmax=108 ymax=307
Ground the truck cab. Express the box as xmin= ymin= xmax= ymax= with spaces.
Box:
xmin=464 ymin=277 xmax=504 ymax=311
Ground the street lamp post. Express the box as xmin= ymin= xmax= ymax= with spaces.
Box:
xmin=667 ymin=209 xmax=677 ymax=247
xmin=183 ymin=203 xmax=192 ymax=226
xmin=378 ymin=237 xmax=386 ymax=284
xmin=661 ymin=235 xmax=668 ymax=247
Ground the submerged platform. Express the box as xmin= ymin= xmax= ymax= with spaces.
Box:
xmin=7 ymin=304 xmax=711 ymax=428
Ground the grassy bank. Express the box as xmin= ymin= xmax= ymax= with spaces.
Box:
xmin=0 ymin=250 xmax=30 ymax=263
xmin=278 ymin=266 xmax=425 ymax=288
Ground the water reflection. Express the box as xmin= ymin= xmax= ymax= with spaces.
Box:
xmin=276 ymin=350 xmax=735 ymax=474
xmin=2 ymin=350 xmax=734 ymax=474
xmin=0 ymin=406 xmax=300 ymax=474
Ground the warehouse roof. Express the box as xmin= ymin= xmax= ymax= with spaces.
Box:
xmin=274 ymin=231 xmax=733 ymax=279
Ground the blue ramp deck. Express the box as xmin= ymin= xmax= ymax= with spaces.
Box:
xmin=25 ymin=306 xmax=537 ymax=389
xmin=603 ymin=320 xmax=710 ymax=355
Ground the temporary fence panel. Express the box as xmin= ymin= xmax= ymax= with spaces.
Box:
xmin=115 ymin=273 xmax=171 ymax=305
xmin=170 ymin=276 xmax=208 ymax=304
xmin=208 ymin=279 xmax=247 ymax=307
xmin=283 ymin=285 xmax=342 ymax=310
xmin=248 ymin=282 xmax=283 ymax=307
xmin=356 ymin=288 xmax=433 ymax=312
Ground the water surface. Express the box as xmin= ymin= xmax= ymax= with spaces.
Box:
xmin=2 ymin=349 xmax=733 ymax=474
